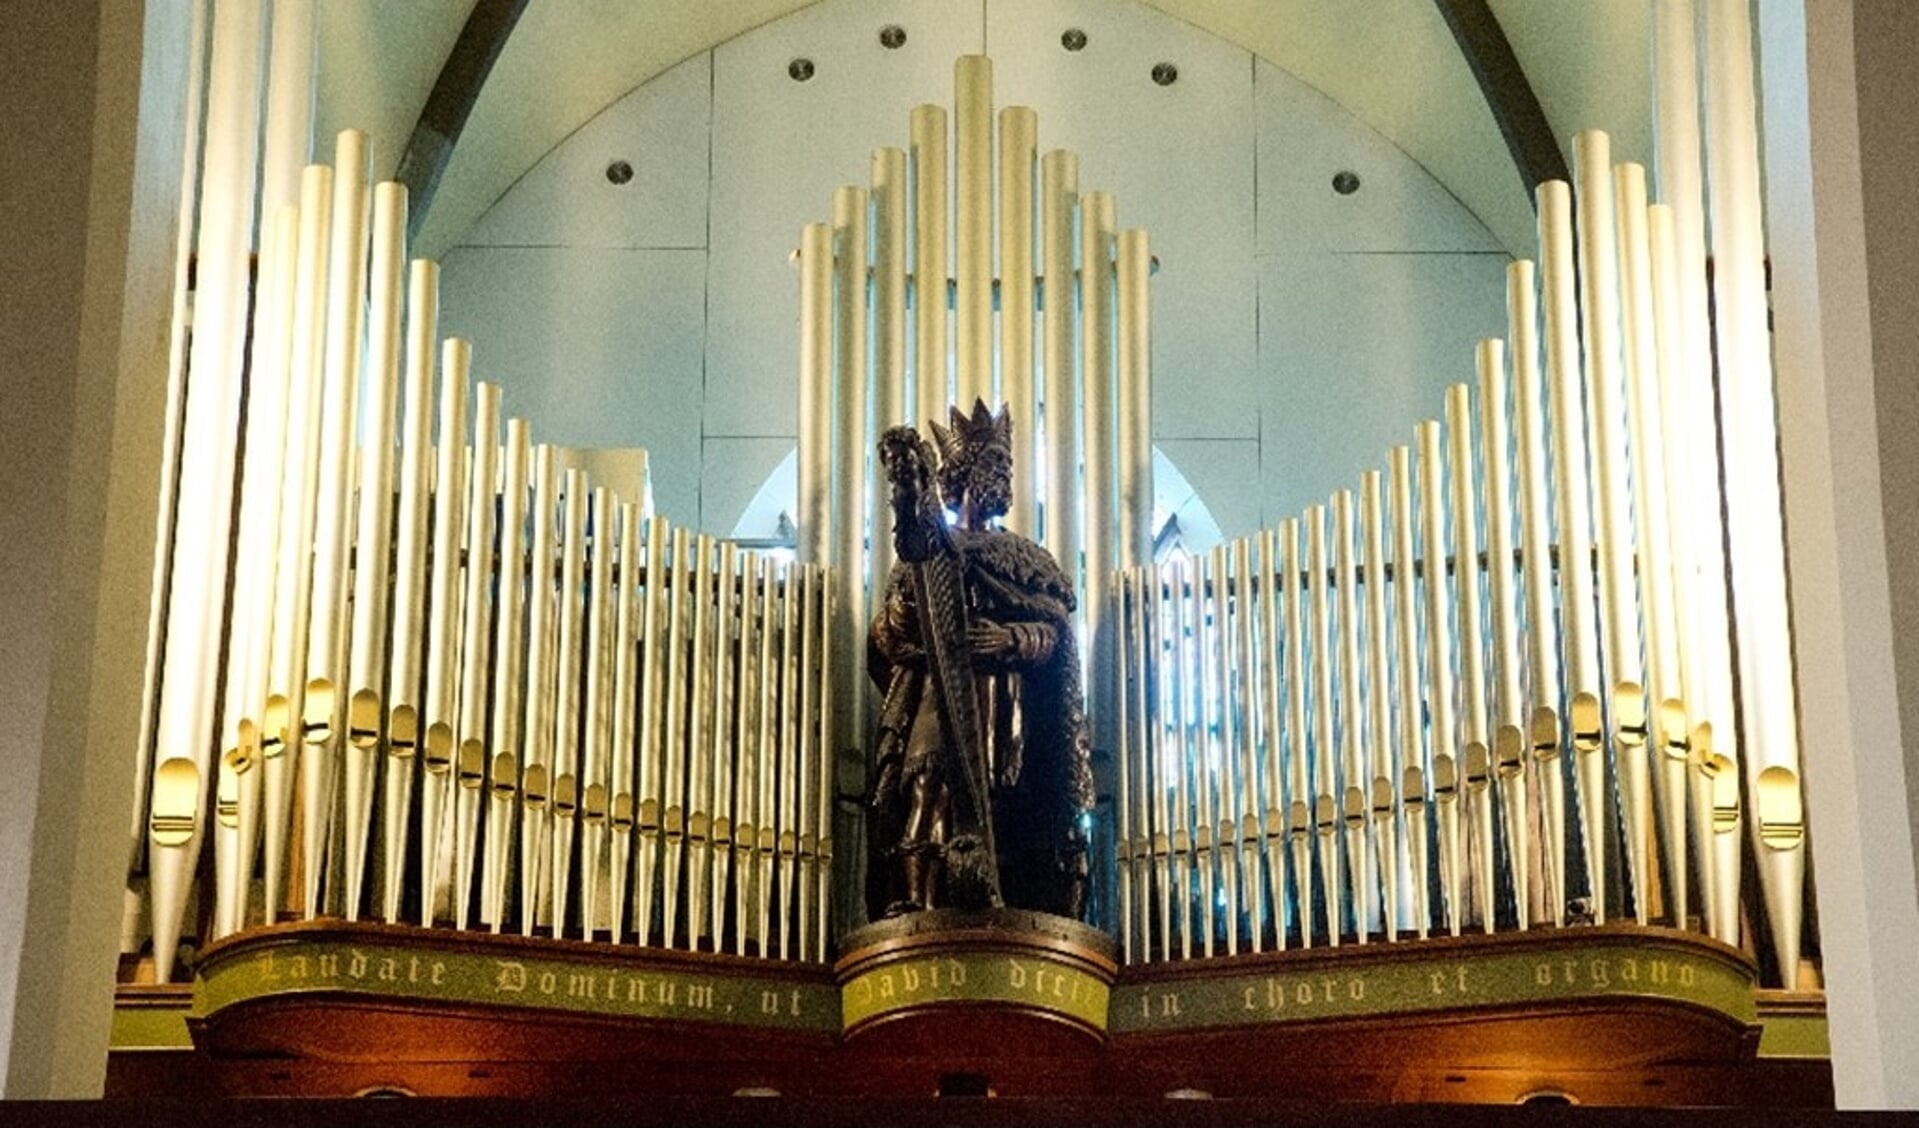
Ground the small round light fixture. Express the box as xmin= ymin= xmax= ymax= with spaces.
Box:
xmin=1061 ymin=27 xmax=1088 ymax=52
xmin=1332 ymin=169 xmax=1362 ymax=196
xmin=1151 ymin=61 xmax=1179 ymax=87
xmin=879 ymin=24 xmax=906 ymax=49
xmin=788 ymin=57 xmax=815 ymax=82
xmin=605 ymin=160 xmax=634 ymax=186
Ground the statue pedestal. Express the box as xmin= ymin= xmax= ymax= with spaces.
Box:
xmin=834 ymin=909 xmax=1117 ymax=1094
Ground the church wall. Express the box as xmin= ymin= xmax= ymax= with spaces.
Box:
xmin=434 ymin=0 xmax=1509 ymax=543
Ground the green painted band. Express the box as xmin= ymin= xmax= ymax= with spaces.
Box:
xmin=193 ymin=940 xmax=840 ymax=1034
xmin=1110 ymin=938 xmax=1756 ymax=1034
xmin=842 ymin=950 xmax=1110 ymax=1033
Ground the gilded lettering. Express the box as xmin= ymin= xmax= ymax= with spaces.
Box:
xmin=1160 ymin=992 xmax=1182 ymax=1017
xmin=763 ymin=990 xmax=783 ymax=1015
xmin=879 ymin=974 xmax=896 ymax=1000
xmin=1244 ymin=986 xmax=1259 ymax=1011
xmin=902 ymin=966 xmax=921 ymax=993
xmin=853 ymin=977 xmax=873 ymax=1005
xmin=1562 ymin=959 xmax=1579 ymax=985
xmin=1455 ymin=966 xmax=1470 ymax=993
xmin=1678 ymin=964 xmax=1695 ymax=987
xmin=1590 ymin=959 xmax=1610 ymax=988
xmin=657 ymin=981 xmax=676 ymax=1006
xmin=316 ymin=953 xmax=340 ymax=979
xmin=687 ymin=983 xmax=715 ymax=1009
xmin=1430 ymin=972 xmax=1448 ymax=995
xmin=629 ymin=977 xmax=646 ymax=1003
xmin=1620 ymin=959 xmax=1640 ymax=983
xmin=1321 ymin=977 xmax=1338 ymax=1003
xmin=1006 ymin=960 xmax=1027 ymax=990
xmin=408 ymin=956 xmax=422 ymax=983
xmin=1052 ymin=972 xmax=1065 ymax=999
xmin=947 ymin=959 xmax=966 ymax=987
xmin=348 ymin=949 xmax=369 ymax=979
xmin=379 ymin=958 xmax=399 ymax=982
xmin=538 ymin=971 xmax=558 ymax=994
xmin=288 ymin=955 xmax=308 ymax=980
xmin=1266 ymin=978 xmax=1284 ymax=1010
xmin=789 ymin=989 xmax=802 ymax=1016
xmin=1650 ymin=960 xmax=1670 ymax=985
xmin=1349 ymin=978 xmax=1365 ymax=1001
xmin=431 ymin=961 xmax=447 ymax=986
xmin=496 ymin=961 xmax=527 ymax=993
xmin=1296 ymin=983 xmax=1312 ymax=1005
xmin=1536 ymin=963 xmax=1554 ymax=987
xmin=258 ymin=952 xmax=277 ymax=983
xmin=928 ymin=962 xmax=943 ymax=989
xmin=567 ymin=973 xmax=597 ymax=1000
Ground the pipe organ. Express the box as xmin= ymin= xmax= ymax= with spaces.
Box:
xmin=119 ymin=1 xmax=1826 ymax=1104
xmin=137 ymin=124 xmax=837 ymax=982
xmin=1111 ymin=3 xmax=1813 ymax=984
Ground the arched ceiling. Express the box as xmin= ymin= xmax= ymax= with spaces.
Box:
xmin=315 ymin=0 xmax=1652 ymax=259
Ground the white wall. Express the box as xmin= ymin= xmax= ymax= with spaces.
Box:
xmin=437 ymin=0 xmax=1517 ymax=543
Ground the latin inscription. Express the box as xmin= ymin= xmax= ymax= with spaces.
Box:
xmin=1110 ymin=944 xmax=1752 ymax=1035
xmin=841 ymin=954 xmax=1110 ymax=1032
xmin=201 ymin=942 xmax=838 ymax=1033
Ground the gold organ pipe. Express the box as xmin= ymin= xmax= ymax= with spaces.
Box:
xmin=1359 ymin=473 xmax=1399 ymax=941
xmin=1654 ymin=0 xmax=1741 ymax=947
xmin=872 ymin=146 xmax=908 ymax=588
xmin=1203 ymin=547 xmax=1233 ymax=956
xmin=1617 ymin=168 xmax=1690 ymax=928
xmin=383 ymin=256 xmax=438 ymax=924
xmin=954 ymin=55 xmax=994 ymax=411
xmin=484 ymin=419 xmax=531 ymax=932
xmin=1477 ymin=340 xmax=1531 ymax=931
xmin=911 ymin=105 xmax=950 ymax=427
xmin=301 ymin=129 xmax=372 ymax=920
xmin=794 ymin=565 xmax=820 ymax=960
xmin=1388 ymin=448 xmax=1430 ymax=939
xmin=753 ymin=555 xmax=780 ymax=954
xmin=1041 ymin=151 xmax=1079 ymax=570
xmin=1332 ymin=492 xmax=1369 ymax=942
xmin=1445 ymin=385 xmax=1495 ymax=933
xmin=999 ymin=107 xmax=1039 ymax=540
xmin=658 ymin=522 xmax=687 ymax=941
xmin=1574 ymin=132 xmax=1649 ymax=926
xmin=550 ymin=470 xmax=590 ymax=934
xmin=1256 ymin=529 xmax=1288 ymax=950
xmin=634 ymin=515 xmax=669 ymax=944
xmin=1703 ymin=0 xmax=1804 ymax=984
xmin=776 ymin=560 xmax=800 ymax=960
xmin=420 ymin=338 xmax=470 ymax=927
xmin=797 ymin=223 xmax=833 ymax=566
xmin=518 ymin=446 xmax=558 ymax=935
xmin=1306 ymin=505 xmax=1340 ymax=946
xmin=1168 ymin=559 xmax=1195 ymax=959
xmin=1232 ymin=538 xmax=1263 ymax=953
xmin=213 ymin=206 xmax=298 ymax=939
xmin=1117 ymin=230 xmax=1153 ymax=568
xmin=831 ymin=186 xmax=869 ymax=842
xmin=1506 ymin=259 xmax=1562 ymax=928
xmin=687 ymin=533 xmax=716 ymax=949
xmin=1280 ymin=519 xmax=1313 ymax=946
xmin=452 ymin=383 xmax=501 ymax=929
xmin=342 ymin=182 xmax=406 ymax=923
xmin=1416 ymin=422 xmax=1462 ymax=937
xmin=1539 ymin=178 xmax=1604 ymax=916
xmin=579 ymin=487 xmax=617 ymax=937
xmin=1082 ymin=191 xmax=1118 ymax=651
xmin=732 ymin=550 xmax=761 ymax=956
xmin=815 ymin=566 xmax=835 ymax=960
xmin=610 ymin=502 xmax=641 ymax=940
xmin=711 ymin=543 xmax=742 ymax=948
xmin=148 ymin=0 xmax=267 ymax=980
xmin=1116 ymin=571 xmax=1136 ymax=963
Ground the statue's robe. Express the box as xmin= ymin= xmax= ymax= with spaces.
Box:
xmin=866 ymin=527 xmax=1093 ymax=919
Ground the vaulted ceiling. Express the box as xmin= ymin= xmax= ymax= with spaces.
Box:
xmin=314 ymin=0 xmax=1653 ymax=258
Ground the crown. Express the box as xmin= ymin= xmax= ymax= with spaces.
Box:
xmin=929 ymin=398 xmax=1013 ymax=462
